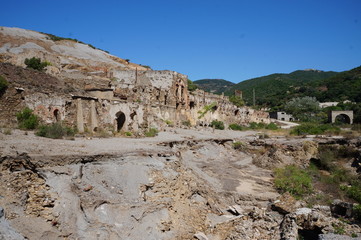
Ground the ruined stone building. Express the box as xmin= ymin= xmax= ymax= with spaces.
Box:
xmin=0 ymin=27 xmax=269 ymax=133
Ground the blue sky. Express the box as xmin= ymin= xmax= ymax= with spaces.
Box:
xmin=1 ymin=0 xmax=360 ymax=83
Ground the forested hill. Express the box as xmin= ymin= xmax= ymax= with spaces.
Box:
xmin=193 ymin=79 xmax=235 ymax=94
xmin=225 ymin=69 xmax=338 ymax=106
xmin=311 ymin=65 xmax=361 ymax=102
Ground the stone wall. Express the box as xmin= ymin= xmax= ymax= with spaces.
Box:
xmin=0 ymin=64 xmax=269 ymax=133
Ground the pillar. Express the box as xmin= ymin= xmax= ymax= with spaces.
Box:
xmin=77 ymin=98 xmax=84 ymax=133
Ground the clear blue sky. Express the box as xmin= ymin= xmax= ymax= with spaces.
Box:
xmin=1 ymin=0 xmax=360 ymax=83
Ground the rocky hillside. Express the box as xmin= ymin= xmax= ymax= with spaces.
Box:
xmin=0 ymin=27 xmax=148 ymax=71
xmin=193 ymin=79 xmax=235 ymax=94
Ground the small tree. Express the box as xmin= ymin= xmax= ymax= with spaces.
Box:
xmin=24 ymin=57 xmax=50 ymax=71
xmin=285 ymin=96 xmax=321 ymax=122
xmin=187 ymin=79 xmax=198 ymax=92
xmin=16 ymin=107 xmax=39 ymax=129
xmin=229 ymin=95 xmax=244 ymax=107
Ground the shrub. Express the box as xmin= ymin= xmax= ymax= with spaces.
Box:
xmin=187 ymin=79 xmax=198 ymax=92
xmin=290 ymin=123 xmax=340 ymax=136
xmin=354 ymin=204 xmax=361 ymax=221
xmin=24 ymin=57 xmax=50 ymax=71
xmin=233 ymin=141 xmax=245 ymax=150
xmin=145 ymin=128 xmax=158 ymax=137
xmin=164 ymin=120 xmax=173 ymax=126
xmin=36 ymin=122 xmax=75 ymax=139
xmin=125 ymin=131 xmax=132 ymax=136
xmin=198 ymin=102 xmax=217 ymax=119
xmin=0 ymin=75 xmax=9 ymax=92
xmin=249 ymin=122 xmax=266 ymax=129
xmin=229 ymin=123 xmax=244 ymax=131
xmin=16 ymin=108 xmax=39 ymax=130
xmin=210 ymin=120 xmax=224 ymax=130
xmin=266 ymin=122 xmax=278 ymax=130
xmin=229 ymin=95 xmax=244 ymax=107
xmin=274 ymin=165 xmax=313 ymax=199
xmin=182 ymin=120 xmax=191 ymax=127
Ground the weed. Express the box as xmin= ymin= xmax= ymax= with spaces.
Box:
xmin=145 ymin=128 xmax=158 ymax=137
xmin=182 ymin=120 xmax=191 ymax=127
xmin=198 ymin=102 xmax=217 ymax=119
xmin=125 ymin=131 xmax=132 ymax=136
xmin=164 ymin=120 xmax=173 ymax=126
xmin=229 ymin=123 xmax=244 ymax=131
xmin=233 ymin=141 xmax=245 ymax=150
xmin=274 ymin=165 xmax=313 ymax=199
xmin=210 ymin=120 xmax=225 ymax=130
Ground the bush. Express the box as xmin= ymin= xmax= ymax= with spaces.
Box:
xmin=233 ymin=141 xmax=245 ymax=150
xmin=274 ymin=165 xmax=313 ymax=199
xmin=164 ymin=120 xmax=173 ymax=126
xmin=145 ymin=128 xmax=158 ymax=137
xmin=354 ymin=204 xmax=361 ymax=221
xmin=24 ymin=57 xmax=50 ymax=71
xmin=266 ymin=122 xmax=278 ymax=130
xmin=229 ymin=123 xmax=244 ymax=131
xmin=0 ymin=75 xmax=9 ymax=92
xmin=36 ymin=122 xmax=75 ymax=139
xmin=210 ymin=120 xmax=224 ymax=130
xmin=125 ymin=131 xmax=132 ymax=136
xmin=290 ymin=123 xmax=340 ymax=136
xmin=182 ymin=120 xmax=191 ymax=127
xmin=16 ymin=108 xmax=39 ymax=130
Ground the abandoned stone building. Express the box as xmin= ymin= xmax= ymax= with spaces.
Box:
xmin=0 ymin=27 xmax=270 ymax=133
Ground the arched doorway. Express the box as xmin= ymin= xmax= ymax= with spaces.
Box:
xmin=53 ymin=109 xmax=60 ymax=122
xmin=335 ymin=114 xmax=351 ymax=124
xmin=116 ymin=111 xmax=126 ymax=131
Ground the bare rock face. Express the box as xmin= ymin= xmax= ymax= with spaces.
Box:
xmin=253 ymin=140 xmax=318 ymax=169
xmin=0 ymin=207 xmax=25 ymax=240
xmin=271 ymin=193 xmax=298 ymax=215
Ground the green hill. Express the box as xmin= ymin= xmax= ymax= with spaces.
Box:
xmin=225 ymin=70 xmax=338 ymax=107
xmin=193 ymin=79 xmax=235 ymax=95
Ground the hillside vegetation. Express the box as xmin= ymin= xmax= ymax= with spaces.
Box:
xmin=225 ymin=70 xmax=338 ymax=107
xmin=193 ymin=79 xmax=235 ymax=94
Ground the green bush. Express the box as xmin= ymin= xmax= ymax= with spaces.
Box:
xmin=233 ymin=141 xmax=245 ymax=150
xmin=125 ymin=131 xmax=132 ymax=136
xmin=229 ymin=123 xmax=244 ymax=131
xmin=210 ymin=120 xmax=225 ymax=130
xmin=0 ymin=75 xmax=9 ymax=92
xmin=145 ymin=128 xmax=158 ymax=137
xmin=16 ymin=108 xmax=39 ymax=130
xmin=187 ymin=79 xmax=198 ymax=92
xmin=249 ymin=122 xmax=266 ymax=129
xmin=266 ymin=122 xmax=278 ymax=130
xmin=182 ymin=120 xmax=191 ymax=127
xmin=24 ymin=57 xmax=50 ymax=71
xmin=36 ymin=123 xmax=75 ymax=139
xmin=229 ymin=95 xmax=244 ymax=107
xmin=290 ymin=123 xmax=340 ymax=136
xmin=274 ymin=165 xmax=313 ymax=199
xmin=354 ymin=204 xmax=361 ymax=221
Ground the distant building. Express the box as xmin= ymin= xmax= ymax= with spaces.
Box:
xmin=269 ymin=112 xmax=295 ymax=122
xmin=319 ymin=102 xmax=338 ymax=108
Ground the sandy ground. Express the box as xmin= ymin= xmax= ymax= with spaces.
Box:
xmin=0 ymin=127 xmax=257 ymax=157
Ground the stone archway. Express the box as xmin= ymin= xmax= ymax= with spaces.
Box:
xmin=329 ymin=111 xmax=353 ymax=124
xmin=115 ymin=111 xmax=126 ymax=131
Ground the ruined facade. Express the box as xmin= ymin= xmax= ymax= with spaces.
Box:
xmin=0 ymin=27 xmax=270 ymax=133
